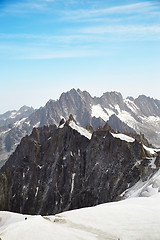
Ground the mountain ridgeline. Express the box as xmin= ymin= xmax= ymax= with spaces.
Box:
xmin=1 ymin=88 xmax=160 ymax=167
xmin=0 ymin=117 xmax=160 ymax=215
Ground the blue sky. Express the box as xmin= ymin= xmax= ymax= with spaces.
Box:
xmin=0 ymin=0 xmax=160 ymax=113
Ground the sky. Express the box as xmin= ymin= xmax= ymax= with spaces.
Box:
xmin=0 ymin=0 xmax=160 ymax=114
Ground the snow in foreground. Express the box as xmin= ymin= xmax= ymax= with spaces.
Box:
xmin=1 ymin=194 xmax=160 ymax=240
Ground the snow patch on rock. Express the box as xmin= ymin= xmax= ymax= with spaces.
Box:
xmin=111 ymin=133 xmax=135 ymax=143
xmin=69 ymin=121 xmax=92 ymax=140
xmin=91 ymin=104 xmax=109 ymax=122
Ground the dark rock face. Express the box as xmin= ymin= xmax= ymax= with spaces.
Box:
xmin=1 ymin=88 xmax=160 ymax=166
xmin=0 ymin=123 xmax=159 ymax=215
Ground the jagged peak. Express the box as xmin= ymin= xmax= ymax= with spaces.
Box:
xmin=102 ymin=91 xmax=123 ymax=98
xmin=19 ymin=105 xmax=34 ymax=112
xmin=68 ymin=120 xmax=92 ymax=140
xmin=60 ymin=88 xmax=78 ymax=97
xmin=45 ymin=99 xmax=55 ymax=108
xmin=135 ymin=94 xmax=155 ymax=102
xmin=85 ymin=125 xmax=94 ymax=134
xmin=58 ymin=114 xmax=77 ymax=128
xmin=58 ymin=118 xmax=65 ymax=127
xmin=66 ymin=114 xmax=77 ymax=125
xmin=96 ymin=122 xmax=114 ymax=133
xmin=58 ymin=114 xmax=92 ymax=140
xmin=126 ymin=96 xmax=134 ymax=101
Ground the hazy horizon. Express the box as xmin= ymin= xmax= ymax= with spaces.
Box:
xmin=0 ymin=87 xmax=160 ymax=114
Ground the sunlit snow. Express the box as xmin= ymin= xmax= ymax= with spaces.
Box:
xmin=91 ymin=104 xmax=109 ymax=122
xmin=143 ymin=145 xmax=160 ymax=155
xmin=124 ymin=99 xmax=139 ymax=114
xmin=1 ymin=194 xmax=160 ymax=240
xmin=69 ymin=121 xmax=92 ymax=140
xmin=104 ymin=107 xmax=115 ymax=117
xmin=123 ymin=169 xmax=160 ymax=198
xmin=111 ymin=133 xmax=135 ymax=142
xmin=10 ymin=111 xmax=20 ymax=119
xmin=14 ymin=118 xmax=27 ymax=127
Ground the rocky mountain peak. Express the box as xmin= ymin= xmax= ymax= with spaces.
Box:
xmin=135 ymin=95 xmax=160 ymax=117
xmin=58 ymin=118 xmax=65 ymax=127
xmin=0 ymin=119 xmax=159 ymax=215
xmin=126 ymin=96 xmax=134 ymax=101
xmin=1 ymin=88 xmax=160 ymax=169
xmin=66 ymin=114 xmax=77 ymax=125
xmin=102 ymin=91 xmax=123 ymax=102
xmin=19 ymin=105 xmax=34 ymax=113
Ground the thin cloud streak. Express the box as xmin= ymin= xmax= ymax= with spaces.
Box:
xmin=1 ymin=1 xmax=49 ymax=14
xmin=1 ymin=24 xmax=160 ymax=53
xmin=79 ymin=25 xmax=160 ymax=35
xmin=0 ymin=41 xmax=104 ymax=60
xmin=1 ymin=23 xmax=160 ymax=61
xmin=1 ymin=1 xmax=160 ymax=60
xmin=0 ymin=33 xmax=106 ymax=46
xmin=1 ymin=1 xmax=159 ymax=17
xmin=60 ymin=2 xmax=158 ymax=21
xmin=13 ymin=49 xmax=101 ymax=60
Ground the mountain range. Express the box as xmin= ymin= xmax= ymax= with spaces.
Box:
xmin=0 ymin=88 xmax=160 ymax=238
xmin=0 ymin=115 xmax=160 ymax=215
xmin=0 ymin=88 xmax=160 ymax=168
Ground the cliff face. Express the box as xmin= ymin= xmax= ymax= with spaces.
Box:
xmin=0 ymin=122 xmax=159 ymax=215
xmin=1 ymin=89 xmax=160 ymax=167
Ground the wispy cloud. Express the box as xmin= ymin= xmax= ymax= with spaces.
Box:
xmin=1 ymin=23 xmax=160 ymax=43
xmin=0 ymin=0 xmax=79 ymax=14
xmin=21 ymin=49 xmax=99 ymax=60
xmin=1 ymin=1 xmax=160 ymax=60
xmin=1 ymin=1 xmax=158 ymax=16
xmin=79 ymin=25 xmax=160 ymax=35
xmin=1 ymin=22 xmax=160 ymax=61
xmin=0 ymin=33 xmax=103 ymax=45
xmin=1 ymin=0 xmax=49 ymax=14
xmin=0 ymin=43 xmax=101 ymax=60
xmin=60 ymin=1 xmax=159 ymax=21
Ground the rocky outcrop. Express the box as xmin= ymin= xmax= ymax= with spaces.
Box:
xmin=0 ymin=121 xmax=159 ymax=215
xmin=1 ymin=89 xmax=160 ymax=166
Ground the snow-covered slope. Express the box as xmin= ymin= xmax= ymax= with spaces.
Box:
xmin=69 ymin=120 xmax=92 ymax=140
xmin=91 ymin=93 xmax=160 ymax=147
xmin=122 ymin=168 xmax=160 ymax=199
xmin=1 ymin=194 xmax=160 ymax=240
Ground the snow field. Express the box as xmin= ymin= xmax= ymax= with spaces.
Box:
xmin=1 ymin=194 xmax=160 ymax=240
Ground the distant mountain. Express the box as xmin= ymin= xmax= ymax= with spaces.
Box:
xmin=0 ymin=106 xmax=35 ymax=167
xmin=0 ymin=105 xmax=34 ymax=127
xmin=1 ymin=88 xmax=160 ymax=166
xmin=0 ymin=117 xmax=159 ymax=215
